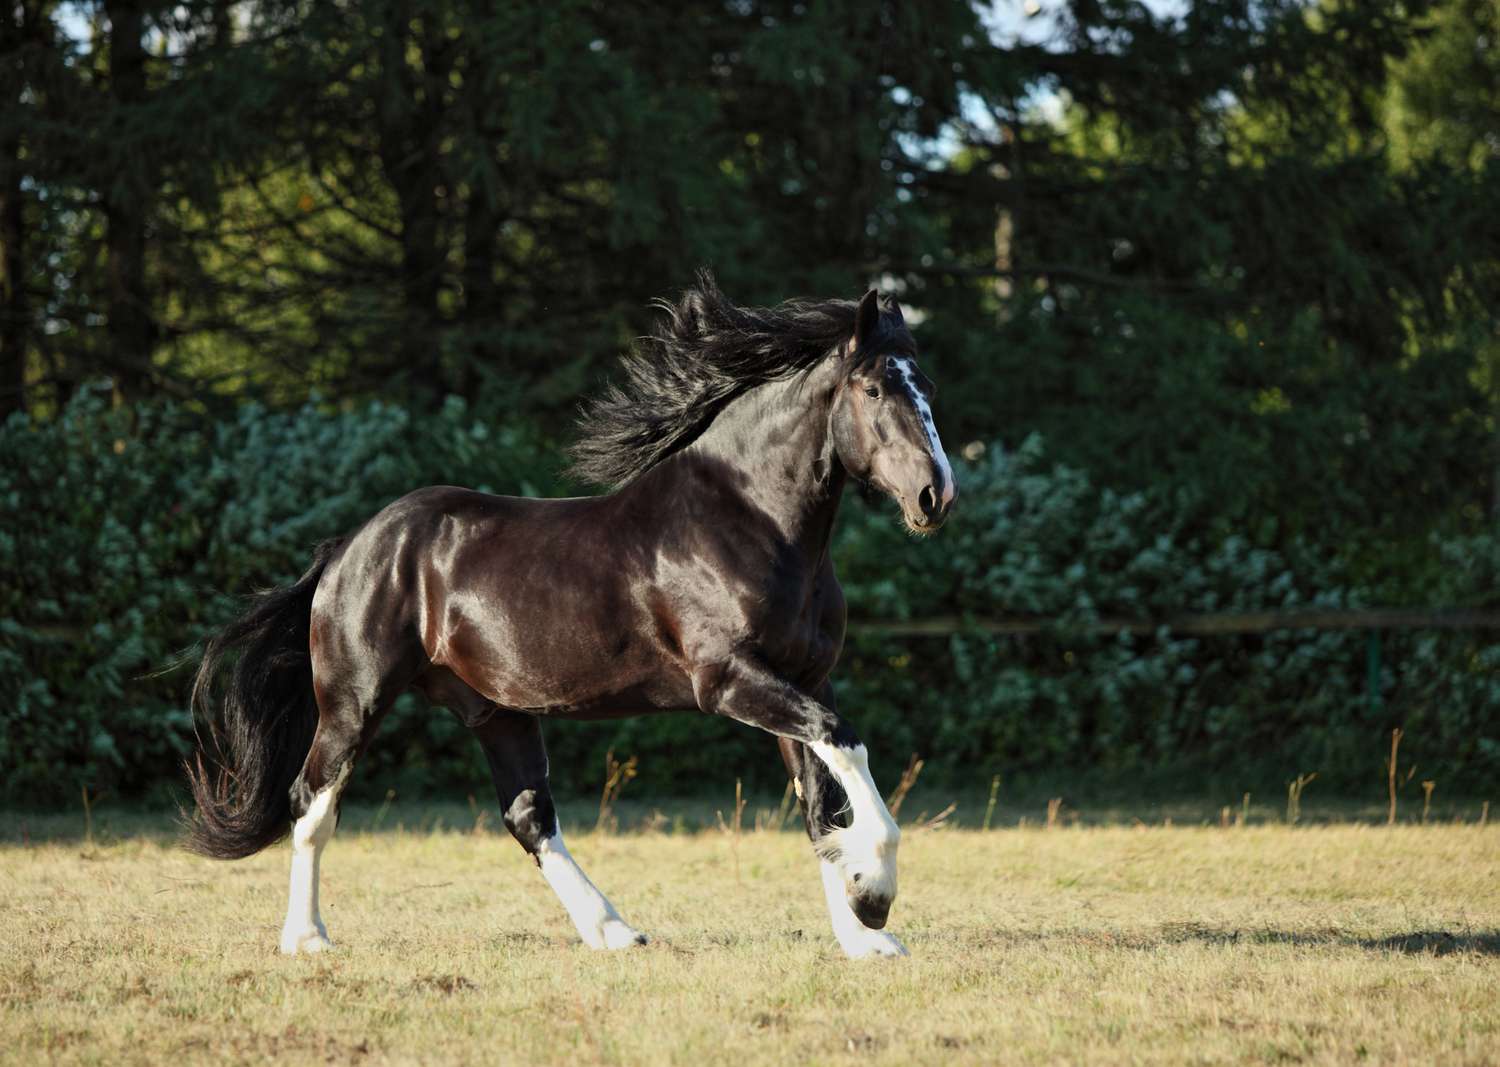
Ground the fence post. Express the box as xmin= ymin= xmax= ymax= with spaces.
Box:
xmin=1366 ymin=629 xmax=1382 ymax=719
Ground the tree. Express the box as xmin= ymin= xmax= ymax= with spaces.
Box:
xmin=0 ymin=0 xmax=72 ymax=417
xmin=1383 ymin=0 xmax=1500 ymax=518
xmin=885 ymin=0 xmax=1497 ymax=553
xmin=4 ymin=0 xmax=1496 ymax=554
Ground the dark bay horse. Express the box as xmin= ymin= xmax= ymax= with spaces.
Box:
xmin=185 ymin=276 xmax=956 ymax=959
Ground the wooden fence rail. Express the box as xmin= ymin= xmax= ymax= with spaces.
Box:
xmin=23 ymin=608 xmax=1500 ymax=644
xmin=847 ymin=608 xmax=1500 ymax=719
xmin=848 ymin=608 xmax=1500 ymax=639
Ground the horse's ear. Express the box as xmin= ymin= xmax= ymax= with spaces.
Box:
xmin=854 ymin=289 xmax=881 ymax=349
xmin=885 ymin=297 xmax=905 ymax=324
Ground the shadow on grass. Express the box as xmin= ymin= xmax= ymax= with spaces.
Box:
xmin=5 ymin=794 xmax=1497 ymax=846
xmin=0 ymin=798 xmax=734 ymax=847
xmin=1355 ymin=930 xmax=1500 ymax=955
xmin=1165 ymin=922 xmax=1500 ymax=957
xmin=959 ymin=923 xmax=1500 ymax=958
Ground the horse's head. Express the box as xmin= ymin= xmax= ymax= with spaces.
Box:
xmin=830 ymin=290 xmax=957 ymax=533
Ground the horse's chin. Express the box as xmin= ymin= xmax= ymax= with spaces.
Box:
xmin=893 ymin=492 xmax=938 ymax=535
xmin=854 ymin=478 xmax=935 ymax=536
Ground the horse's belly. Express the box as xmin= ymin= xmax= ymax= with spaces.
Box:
xmin=483 ymin=669 xmax=694 ymax=717
xmin=437 ymin=612 xmax=692 ymax=715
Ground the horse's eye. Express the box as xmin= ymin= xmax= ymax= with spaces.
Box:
xmin=864 ymin=386 xmax=880 ymax=399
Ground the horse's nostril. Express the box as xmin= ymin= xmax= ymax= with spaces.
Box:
xmin=851 ymin=872 xmax=863 ymax=883
xmin=918 ymin=485 xmax=938 ymax=518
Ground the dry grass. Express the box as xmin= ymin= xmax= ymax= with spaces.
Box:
xmin=2 ymin=806 xmax=1498 ymax=1066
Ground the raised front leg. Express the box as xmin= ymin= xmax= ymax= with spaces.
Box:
xmin=780 ymin=737 xmax=910 ymax=959
xmin=471 ymin=711 xmax=647 ymax=950
xmin=696 ymin=657 xmax=905 ymax=954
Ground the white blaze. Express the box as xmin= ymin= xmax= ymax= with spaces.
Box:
xmin=890 ymin=357 xmax=956 ymax=507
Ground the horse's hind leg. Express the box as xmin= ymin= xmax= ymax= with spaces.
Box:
xmin=280 ymin=648 xmax=416 ymax=955
xmin=279 ymin=714 xmax=358 ymax=955
xmin=470 ymin=710 xmax=647 ymax=950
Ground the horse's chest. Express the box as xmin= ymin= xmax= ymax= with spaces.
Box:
xmin=754 ymin=573 xmax=845 ymax=688
xmin=767 ymin=622 xmax=840 ymax=689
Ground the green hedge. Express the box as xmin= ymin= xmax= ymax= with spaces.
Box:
xmin=0 ymin=387 xmax=556 ymax=805
xmin=2 ymin=391 xmax=1495 ymax=806
xmin=832 ymin=438 xmax=1499 ymax=797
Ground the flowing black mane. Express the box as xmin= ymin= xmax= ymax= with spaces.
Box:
xmin=568 ymin=274 xmax=913 ymax=489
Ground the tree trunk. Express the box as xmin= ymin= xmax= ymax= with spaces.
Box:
xmin=460 ymin=193 xmax=501 ymax=397
xmin=210 ymin=0 xmax=233 ymax=50
xmin=0 ymin=2 xmax=33 ymax=418
xmin=101 ymin=0 xmax=155 ymax=397
xmin=373 ymin=3 xmax=451 ymax=395
xmin=394 ymin=179 xmax=442 ymax=380
xmin=992 ymin=165 xmax=1014 ymax=307
xmin=0 ymin=151 xmax=24 ymax=420
xmin=1492 ymin=392 xmax=1500 ymax=523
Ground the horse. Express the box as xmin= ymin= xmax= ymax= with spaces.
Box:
xmin=184 ymin=274 xmax=957 ymax=959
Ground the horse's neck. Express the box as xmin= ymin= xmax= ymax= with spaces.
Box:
xmin=687 ymin=357 xmax=846 ymax=555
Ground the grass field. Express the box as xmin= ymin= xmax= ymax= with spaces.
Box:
xmin=3 ymin=800 xmax=1497 ymax=1066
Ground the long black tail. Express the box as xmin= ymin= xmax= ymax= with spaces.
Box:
xmin=183 ymin=538 xmax=345 ymax=859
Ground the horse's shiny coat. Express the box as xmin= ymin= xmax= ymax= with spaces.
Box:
xmin=186 ymin=279 xmax=955 ymax=956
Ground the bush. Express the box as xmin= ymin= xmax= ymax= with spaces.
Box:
xmin=831 ymin=436 xmax=1500 ymax=797
xmin=2 ymin=393 xmax=1495 ymax=807
xmin=0 ymin=387 xmax=556 ymax=805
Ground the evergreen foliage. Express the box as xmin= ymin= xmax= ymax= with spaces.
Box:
xmin=1 ymin=2 xmax=1495 ymax=802
xmin=2 ymin=393 xmax=1493 ymax=804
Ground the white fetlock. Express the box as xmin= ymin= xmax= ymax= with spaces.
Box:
xmin=279 ymin=766 xmax=348 ymax=957
xmin=820 ymin=859 xmax=910 ymax=960
xmin=535 ymin=832 xmax=646 ymax=950
xmin=279 ymin=925 xmax=333 ymax=955
xmin=809 ymin=743 xmax=901 ymax=884
xmin=597 ymin=919 xmax=650 ymax=950
xmin=809 ymin=741 xmax=906 ymax=958
xmin=842 ymin=928 xmax=909 ymax=959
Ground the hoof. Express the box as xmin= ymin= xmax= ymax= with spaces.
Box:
xmin=594 ymin=920 xmax=649 ymax=950
xmin=842 ymin=930 xmax=909 ymax=960
xmin=280 ymin=928 xmax=333 ymax=956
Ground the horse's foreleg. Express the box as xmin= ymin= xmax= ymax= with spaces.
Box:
xmin=778 ymin=737 xmax=909 ymax=958
xmin=472 ymin=712 xmax=647 ymax=950
xmin=819 ymin=854 xmax=908 ymax=958
xmin=699 ymin=661 xmax=904 ymax=956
